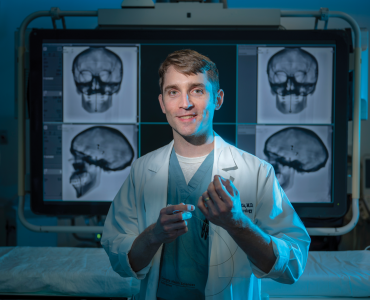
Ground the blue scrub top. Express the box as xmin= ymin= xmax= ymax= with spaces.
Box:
xmin=157 ymin=148 xmax=214 ymax=300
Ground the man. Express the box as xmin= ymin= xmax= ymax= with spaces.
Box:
xmin=101 ymin=49 xmax=311 ymax=300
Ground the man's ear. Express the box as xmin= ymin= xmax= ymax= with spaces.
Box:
xmin=215 ymin=89 xmax=224 ymax=110
xmin=158 ymin=94 xmax=166 ymax=114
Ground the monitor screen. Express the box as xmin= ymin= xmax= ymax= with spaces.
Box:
xmin=29 ymin=29 xmax=349 ymax=217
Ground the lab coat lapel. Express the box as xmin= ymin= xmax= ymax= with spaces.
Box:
xmin=212 ymin=133 xmax=237 ymax=185
xmin=143 ymin=141 xmax=174 ymax=227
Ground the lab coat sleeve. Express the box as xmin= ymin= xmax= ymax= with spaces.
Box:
xmin=101 ymin=162 xmax=151 ymax=280
xmin=249 ymin=162 xmax=311 ymax=284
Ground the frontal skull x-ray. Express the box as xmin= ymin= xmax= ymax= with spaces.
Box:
xmin=63 ymin=46 xmax=138 ymax=123
xmin=62 ymin=125 xmax=137 ymax=201
xmin=256 ymin=125 xmax=332 ymax=203
xmin=72 ymin=47 xmax=123 ymax=113
xmin=267 ymin=48 xmax=318 ymax=114
xmin=257 ymin=47 xmax=333 ymax=124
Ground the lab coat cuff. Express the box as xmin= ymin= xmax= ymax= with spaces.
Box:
xmin=118 ymin=235 xmax=152 ymax=280
xmin=251 ymin=235 xmax=290 ymax=279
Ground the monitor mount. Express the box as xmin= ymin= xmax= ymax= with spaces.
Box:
xmin=17 ymin=4 xmax=362 ymax=235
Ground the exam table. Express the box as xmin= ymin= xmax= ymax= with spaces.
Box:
xmin=262 ymin=250 xmax=370 ymax=299
xmin=0 ymin=247 xmax=140 ymax=299
xmin=0 ymin=247 xmax=369 ymax=299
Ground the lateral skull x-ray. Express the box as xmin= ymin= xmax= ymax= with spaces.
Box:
xmin=255 ymin=125 xmax=332 ymax=203
xmin=72 ymin=47 xmax=123 ymax=113
xmin=257 ymin=47 xmax=333 ymax=124
xmin=267 ymin=48 xmax=318 ymax=114
xmin=263 ymin=127 xmax=328 ymax=191
xmin=69 ymin=126 xmax=134 ymax=198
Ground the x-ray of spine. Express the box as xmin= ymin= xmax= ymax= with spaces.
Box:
xmin=63 ymin=46 xmax=138 ymax=123
xmin=257 ymin=47 xmax=333 ymax=124
xmin=62 ymin=124 xmax=137 ymax=201
xmin=255 ymin=125 xmax=332 ymax=203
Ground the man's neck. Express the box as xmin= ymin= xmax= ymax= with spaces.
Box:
xmin=173 ymin=130 xmax=214 ymax=158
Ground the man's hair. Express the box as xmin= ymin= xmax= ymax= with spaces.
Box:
xmin=158 ymin=49 xmax=220 ymax=97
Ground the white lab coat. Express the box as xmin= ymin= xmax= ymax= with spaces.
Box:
xmin=101 ymin=133 xmax=311 ymax=300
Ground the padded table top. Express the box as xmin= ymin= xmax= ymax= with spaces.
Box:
xmin=262 ymin=250 xmax=370 ymax=297
xmin=1 ymin=247 xmax=369 ymax=298
xmin=0 ymin=247 xmax=140 ymax=297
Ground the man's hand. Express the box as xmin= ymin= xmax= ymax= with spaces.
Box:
xmin=197 ymin=175 xmax=244 ymax=231
xmin=151 ymin=203 xmax=195 ymax=244
xmin=128 ymin=203 xmax=195 ymax=272
xmin=197 ymin=175 xmax=276 ymax=274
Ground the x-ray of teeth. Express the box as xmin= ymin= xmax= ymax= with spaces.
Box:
xmin=62 ymin=124 xmax=137 ymax=201
xmin=63 ymin=46 xmax=138 ymax=123
xmin=72 ymin=47 xmax=123 ymax=113
xmin=257 ymin=47 xmax=333 ymax=124
xmin=256 ymin=125 xmax=332 ymax=203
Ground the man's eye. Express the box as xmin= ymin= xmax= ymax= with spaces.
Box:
xmin=169 ymin=90 xmax=178 ymax=95
xmin=193 ymin=89 xmax=203 ymax=94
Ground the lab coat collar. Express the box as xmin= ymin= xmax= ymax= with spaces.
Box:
xmin=147 ymin=140 xmax=175 ymax=173
xmin=146 ymin=132 xmax=237 ymax=174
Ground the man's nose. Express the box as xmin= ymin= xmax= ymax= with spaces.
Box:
xmin=179 ymin=93 xmax=193 ymax=109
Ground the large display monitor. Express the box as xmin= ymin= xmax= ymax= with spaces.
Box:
xmin=29 ymin=29 xmax=350 ymax=218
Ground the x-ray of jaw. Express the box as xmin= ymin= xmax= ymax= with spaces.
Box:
xmin=69 ymin=126 xmax=134 ymax=198
xmin=267 ymin=48 xmax=318 ymax=114
xmin=263 ymin=127 xmax=328 ymax=191
xmin=72 ymin=47 xmax=123 ymax=113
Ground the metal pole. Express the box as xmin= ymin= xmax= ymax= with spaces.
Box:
xmin=17 ymin=9 xmax=99 ymax=233
xmin=18 ymin=196 xmax=103 ymax=233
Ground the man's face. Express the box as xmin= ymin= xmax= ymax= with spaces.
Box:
xmin=158 ymin=66 xmax=223 ymax=139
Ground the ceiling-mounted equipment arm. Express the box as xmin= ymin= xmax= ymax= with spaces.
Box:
xmin=17 ymin=8 xmax=99 ymax=234
xmin=281 ymin=9 xmax=361 ymax=236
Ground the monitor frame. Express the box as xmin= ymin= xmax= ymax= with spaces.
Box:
xmin=29 ymin=28 xmax=350 ymax=218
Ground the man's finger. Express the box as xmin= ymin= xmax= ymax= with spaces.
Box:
xmin=207 ymin=181 xmax=225 ymax=211
xmin=213 ymin=175 xmax=231 ymax=201
xmin=219 ymin=176 xmax=235 ymax=196
xmin=163 ymin=211 xmax=193 ymax=225
xmin=197 ymin=195 xmax=209 ymax=218
xmin=165 ymin=203 xmax=195 ymax=215
xmin=167 ymin=220 xmax=188 ymax=231
xmin=202 ymin=190 xmax=218 ymax=214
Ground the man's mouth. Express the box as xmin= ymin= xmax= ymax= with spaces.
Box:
xmin=177 ymin=114 xmax=197 ymax=120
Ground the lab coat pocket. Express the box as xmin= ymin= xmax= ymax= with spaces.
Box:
xmin=216 ymin=227 xmax=252 ymax=278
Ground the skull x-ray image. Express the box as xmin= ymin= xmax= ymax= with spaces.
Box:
xmin=72 ymin=47 xmax=123 ymax=113
xmin=256 ymin=125 xmax=332 ymax=203
xmin=63 ymin=46 xmax=138 ymax=123
xmin=257 ymin=47 xmax=333 ymax=124
xmin=267 ymin=48 xmax=318 ymax=114
xmin=62 ymin=124 xmax=137 ymax=201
